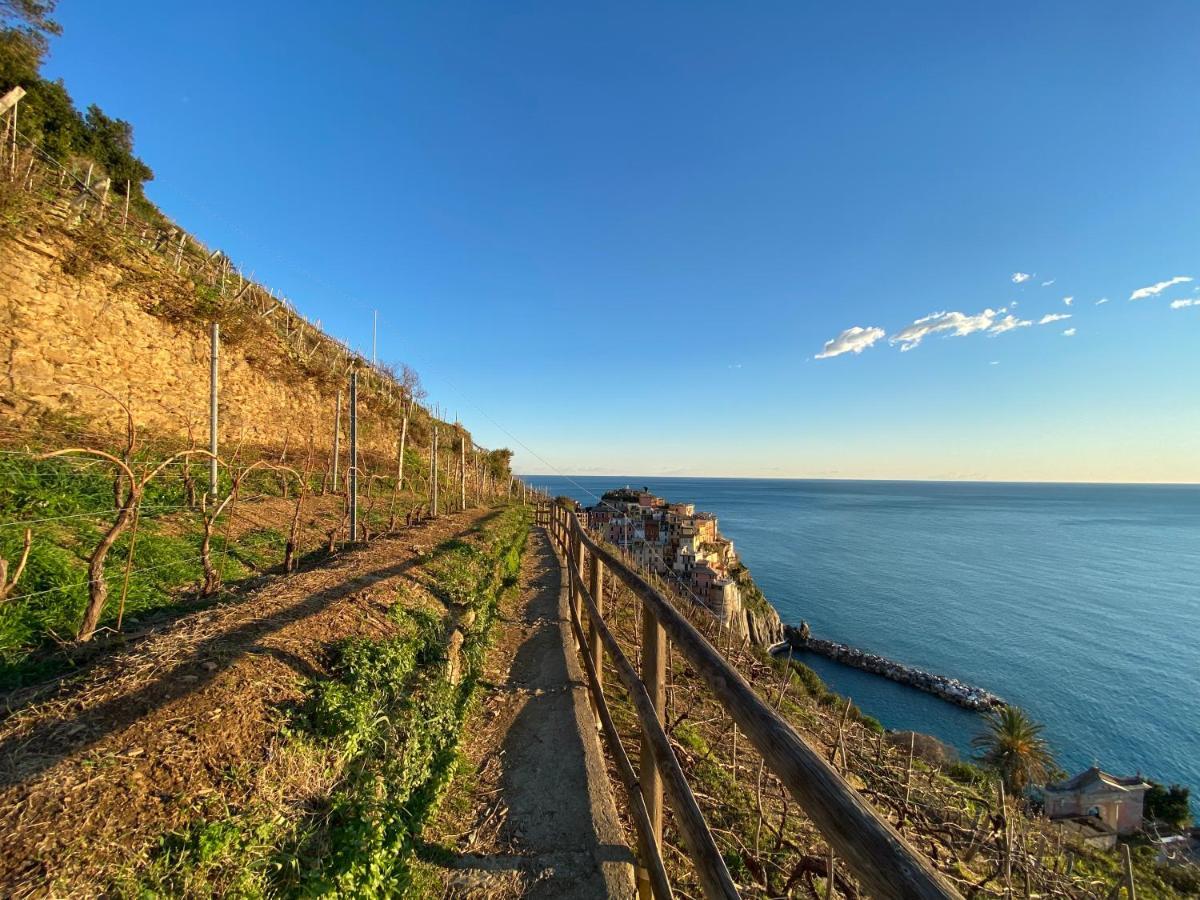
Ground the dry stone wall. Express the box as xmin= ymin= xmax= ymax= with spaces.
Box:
xmin=0 ymin=223 xmax=410 ymax=460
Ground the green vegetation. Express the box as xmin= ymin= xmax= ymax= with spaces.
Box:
xmin=971 ymin=705 xmax=1057 ymax=796
xmin=1145 ymin=782 xmax=1192 ymax=829
xmin=118 ymin=505 xmax=530 ymax=898
xmin=729 ymin=561 xmax=778 ymax=623
xmin=1 ymin=2 xmax=157 ymax=212
xmin=0 ymin=447 xmax=355 ymax=687
xmin=1068 ymin=839 xmax=1200 ymax=899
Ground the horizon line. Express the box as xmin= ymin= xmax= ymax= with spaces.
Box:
xmin=518 ymin=473 xmax=1200 ymax=487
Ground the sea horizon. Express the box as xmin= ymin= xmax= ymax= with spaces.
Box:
xmin=523 ymin=473 xmax=1200 ymax=488
xmin=535 ymin=474 xmax=1200 ymax=814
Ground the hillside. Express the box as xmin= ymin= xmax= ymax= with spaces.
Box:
xmin=2 ymin=9 xmax=1197 ymax=899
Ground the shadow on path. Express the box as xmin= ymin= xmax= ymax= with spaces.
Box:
xmin=0 ymin=515 xmax=479 ymax=789
xmin=449 ymin=529 xmax=635 ymax=898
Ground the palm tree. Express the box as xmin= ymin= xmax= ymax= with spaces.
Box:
xmin=972 ymin=705 xmax=1056 ymax=796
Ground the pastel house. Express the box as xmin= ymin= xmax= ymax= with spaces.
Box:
xmin=1044 ymin=767 xmax=1151 ymax=847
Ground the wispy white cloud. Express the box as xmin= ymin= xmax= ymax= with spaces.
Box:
xmin=1038 ymin=313 xmax=1072 ymax=325
xmin=1062 ymin=296 xmax=1074 ymax=306
xmin=1170 ymin=298 xmax=1198 ymax=310
xmin=1011 ymin=272 xmax=1033 ymax=284
xmin=1130 ymin=275 xmax=1193 ymax=300
xmin=815 ymin=326 xmax=887 ymax=359
xmin=1063 ymin=328 xmax=1077 ymax=336
xmin=989 ymin=314 xmax=1033 ymax=335
xmin=890 ymin=309 xmax=1000 ymax=351
xmin=1095 ymin=297 xmax=1110 ymax=305
xmin=1041 ymin=279 xmax=1056 ymax=286
xmin=989 ymin=360 xmax=1000 ymax=366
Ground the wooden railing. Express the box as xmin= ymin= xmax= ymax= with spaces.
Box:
xmin=538 ymin=501 xmax=961 ymax=900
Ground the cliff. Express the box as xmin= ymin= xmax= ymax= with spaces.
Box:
xmin=730 ymin=562 xmax=785 ymax=647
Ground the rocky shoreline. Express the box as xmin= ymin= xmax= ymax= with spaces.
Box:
xmin=778 ymin=624 xmax=1005 ymax=712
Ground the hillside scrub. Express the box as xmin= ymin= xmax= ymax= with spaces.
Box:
xmin=1 ymin=4 xmax=157 ymax=214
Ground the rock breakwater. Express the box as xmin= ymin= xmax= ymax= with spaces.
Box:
xmin=780 ymin=623 xmax=1004 ymax=712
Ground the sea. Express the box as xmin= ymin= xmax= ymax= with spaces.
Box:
xmin=533 ymin=476 xmax=1200 ymax=807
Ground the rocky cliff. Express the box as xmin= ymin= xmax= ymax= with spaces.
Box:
xmin=730 ymin=562 xmax=785 ymax=647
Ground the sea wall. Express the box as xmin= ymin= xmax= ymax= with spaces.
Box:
xmin=0 ymin=223 xmax=416 ymax=458
xmin=781 ymin=625 xmax=1004 ymax=712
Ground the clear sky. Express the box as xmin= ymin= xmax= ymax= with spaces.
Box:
xmin=42 ymin=2 xmax=1200 ymax=482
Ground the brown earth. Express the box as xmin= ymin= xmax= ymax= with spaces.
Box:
xmin=421 ymin=528 xmax=636 ymax=899
xmin=0 ymin=507 xmax=488 ymax=897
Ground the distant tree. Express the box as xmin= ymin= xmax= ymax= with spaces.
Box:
xmin=0 ymin=0 xmax=56 ymax=91
xmin=80 ymin=104 xmax=154 ymax=193
xmin=1 ymin=1 xmax=60 ymax=53
xmin=0 ymin=3 xmax=154 ymax=199
xmin=972 ymin=705 xmax=1056 ymax=796
xmin=1145 ymin=782 xmax=1192 ymax=829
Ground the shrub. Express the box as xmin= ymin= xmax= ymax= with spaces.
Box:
xmin=1145 ymin=782 xmax=1192 ymax=829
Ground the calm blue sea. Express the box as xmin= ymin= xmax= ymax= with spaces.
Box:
xmin=534 ymin=476 xmax=1200 ymax=805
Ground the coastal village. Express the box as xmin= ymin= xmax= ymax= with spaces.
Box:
xmin=578 ymin=487 xmax=1004 ymax=711
xmin=581 ymin=487 xmax=749 ymax=629
xmin=573 ymin=487 xmax=1199 ymax=873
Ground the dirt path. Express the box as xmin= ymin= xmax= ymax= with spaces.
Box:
xmin=0 ymin=508 xmax=489 ymax=896
xmin=425 ymin=527 xmax=635 ymax=898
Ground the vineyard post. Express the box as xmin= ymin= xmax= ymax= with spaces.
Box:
xmin=1121 ymin=844 xmax=1137 ymax=900
xmin=209 ymin=323 xmax=219 ymax=500
xmin=349 ymin=370 xmax=358 ymax=539
xmin=8 ymin=91 xmax=15 ymax=179
xmin=432 ymin=425 xmax=439 ymax=517
xmin=332 ymin=390 xmax=341 ymax=486
xmin=460 ymin=432 xmax=466 ymax=510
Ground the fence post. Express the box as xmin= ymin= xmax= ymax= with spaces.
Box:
xmin=589 ymin=537 xmax=605 ymax=708
xmin=431 ymin=425 xmax=439 ymax=517
xmin=1121 ymin=844 xmax=1137 ymax=900
xmin=570 ymin=516 xmax=583 ymax=650
xmin=209 ymin=323 xmax=219 ymax=500
xmin=349 ymin=371 xmax=358 ymax=540
xmin=8 ymin=96 xmax=16 ymax=179
xmin=460 ymin=433 xmax=466 ymax=510
xmin=332 ymin=391 xmax=341 ymax=486
xmin=640 ymin=596 xmax=667 ymax=898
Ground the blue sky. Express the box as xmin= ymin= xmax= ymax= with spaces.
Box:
xmin=43 ymin=2 xmax=1200 ymax=481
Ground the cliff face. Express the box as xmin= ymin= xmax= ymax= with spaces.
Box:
xmin=743 ymin=601 xmax=784 ymax=647
xmin=729 ymin=563 xmax=785 ymax=647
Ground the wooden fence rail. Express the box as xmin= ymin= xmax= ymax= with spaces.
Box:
xmin=539 ymin=501 xmax=961 ymax=900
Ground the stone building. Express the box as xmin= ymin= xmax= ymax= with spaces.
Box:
xmin=1044 ymin=767 xmax=1151 ymax=848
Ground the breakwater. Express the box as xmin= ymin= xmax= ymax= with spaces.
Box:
xmin=778 ymin=623 xmax=1004 ymax=712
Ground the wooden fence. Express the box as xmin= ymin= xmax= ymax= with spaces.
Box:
xmin=538 ymin=501 xmax=961 ymax=900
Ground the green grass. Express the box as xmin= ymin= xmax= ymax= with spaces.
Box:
xmin=117 ymin=505 xmax=531 ymax=898
xmin=0 ymin=454 xmax=310 ymax=688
